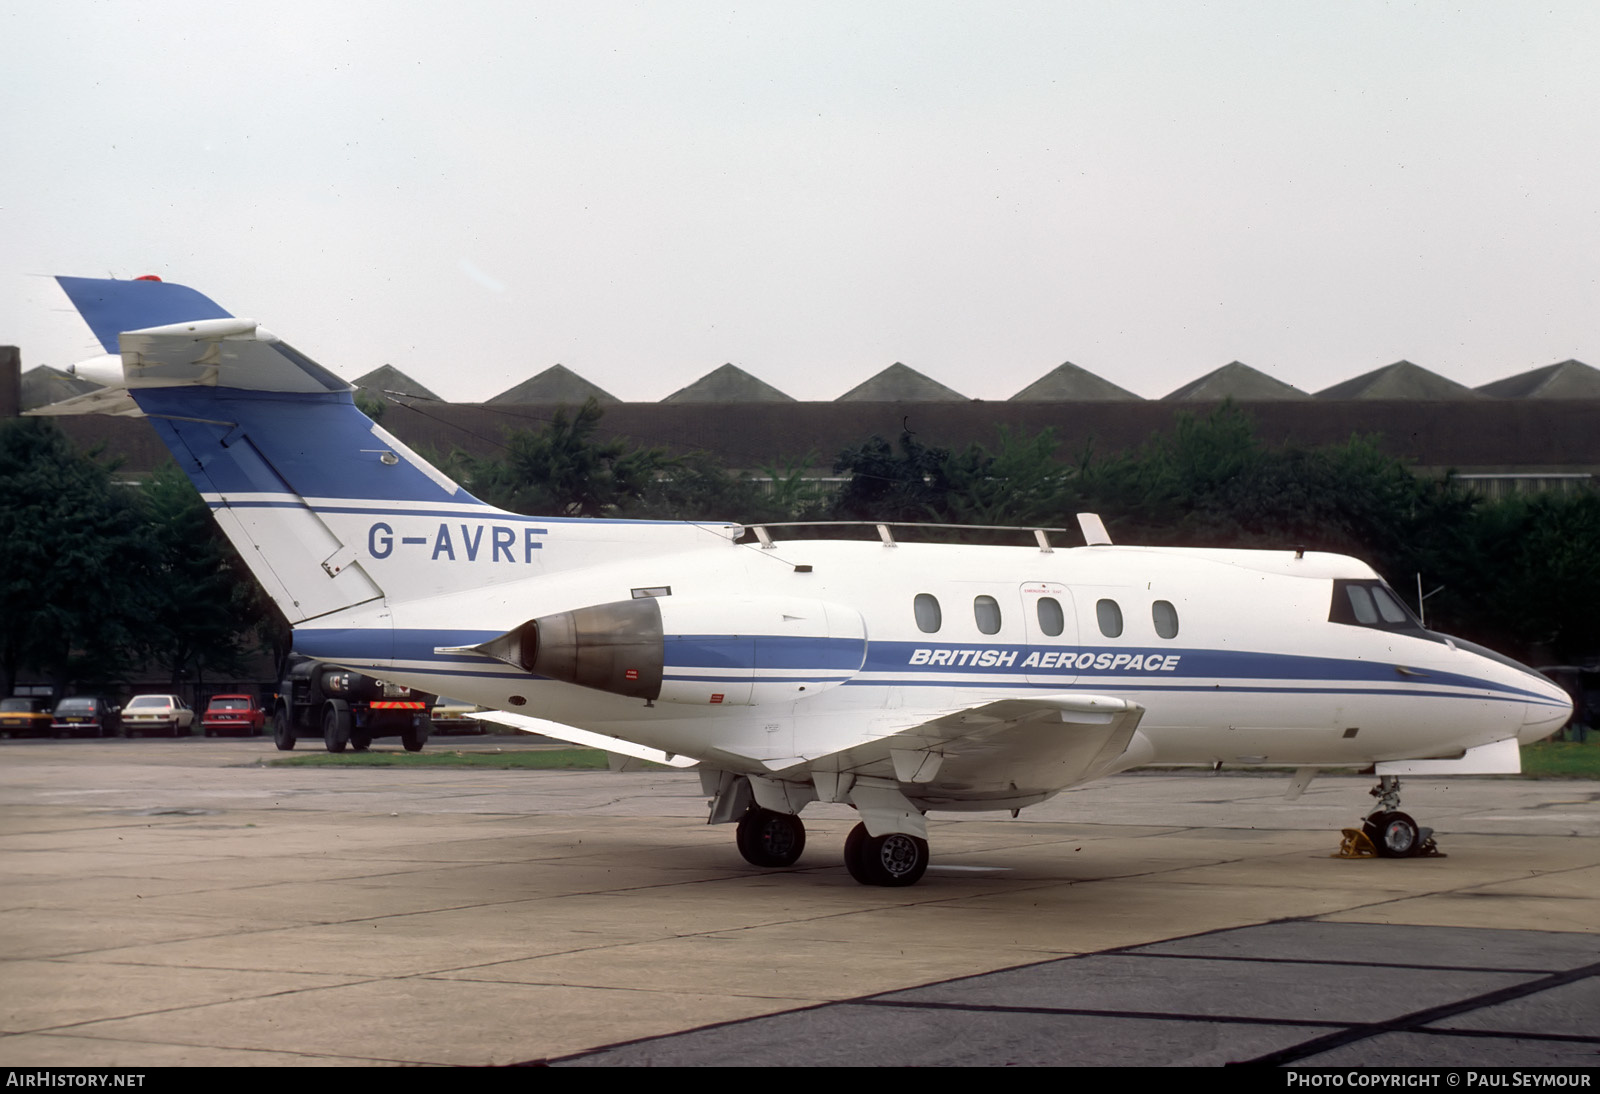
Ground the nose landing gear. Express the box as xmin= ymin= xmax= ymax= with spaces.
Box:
xmin=1338 ymin=776 xmax=1442 ymax=858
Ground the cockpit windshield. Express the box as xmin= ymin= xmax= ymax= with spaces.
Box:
xmin=1329 ymin=580 xmax=1423 ymax=631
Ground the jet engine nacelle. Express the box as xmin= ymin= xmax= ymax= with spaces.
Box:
xmin=466 ymin=595 xmax=868 ymax=706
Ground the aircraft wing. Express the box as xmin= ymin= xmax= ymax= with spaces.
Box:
xmin=769 ymin=693 xmax=1149 ymax=803
xmin=469 ymin=710 xmax=701 ymax=769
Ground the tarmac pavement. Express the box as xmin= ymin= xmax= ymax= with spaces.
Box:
xmin=0 ymin=736 xmax=1596 ymax=1067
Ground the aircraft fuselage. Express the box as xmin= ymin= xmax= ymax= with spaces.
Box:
xmin=294 ymin=534 xmax=1567 ymax=802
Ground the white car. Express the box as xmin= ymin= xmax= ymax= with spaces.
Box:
xmin=121 ymin=694 xmax=195 ymax=738
xmin=431 ymin=696 xmax=485 ymax=735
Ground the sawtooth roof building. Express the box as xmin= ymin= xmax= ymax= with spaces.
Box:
xmin=1162 ymin=362 xmax=1310 ymax=402
xmin=1009 ymin=362 xmax=1141 ymax=402
xmin=8 ymin=351 xmax=1598 ymax=500
xmin=487 ymin=365 xmax=619 ymax=406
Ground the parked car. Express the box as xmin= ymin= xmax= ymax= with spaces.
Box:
xmin=431 ymin=696 xmax=486 ymax=735
xmin=0 ymin=696 xmax=54 ymax=737
xmin=201 ymin=694 xmax=265 ymax=737
xmin=121 ymin=694 xmax=195 ymax=737
xmin=50 ymin=697 xmax=121 ymax=738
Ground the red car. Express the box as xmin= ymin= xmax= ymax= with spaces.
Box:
xmin=201 ymin=695 xmax=265 ymax=737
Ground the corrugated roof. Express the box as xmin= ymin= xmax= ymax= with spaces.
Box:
xmin=351 ymin=364 xmax=441 ymax=401
xmin=836 ymin=362 xmax=967 ymax=402
xmin=1475 ymin=360 xmax=1600 ymax=399
xmin=1010 ymin=361 xmax=1142 ymax=401
xmin=1162 ymin=361 xmax=1309 ymax=401
xmin=1316 ymin=361 xmax=1479 ymax=400
xmin=20 ymin=365 xmax=100 ymax=411
xmin=662 ymin=364 xmax=794 ymax=403
xmin=487 ymin=365 xmax=619 ymax=405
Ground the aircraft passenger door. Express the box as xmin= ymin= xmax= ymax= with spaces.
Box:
xmin=1019 ymin=582 xmax=1078 ymax=687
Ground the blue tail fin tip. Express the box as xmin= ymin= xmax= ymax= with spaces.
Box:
xmin=56 ymin=276 xmax=233 ymax=354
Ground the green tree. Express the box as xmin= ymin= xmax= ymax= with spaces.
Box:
xmin=1073 ymin=403 xmax=1469 ymax=577
xmin=139 ymin=463 xmax=275 ymax=689
xmin=0 ymin=419 xmax=151 ymax=696
xmin=830 ymin=431 xmax=954 ymax=523
xmin=353 ymin=390 xmax=387 ymax=423
xmin=441 ymin=402 xmax=835 ymax=525
xmin=749 ymin=456 xmax=833 ymax=525
xmin=451 ymin=399 xmax=673 ymax=517
xmin=1424 ymin=490 xmax=1600 ymax=662
xmin=938 ymin=427 xmax=1072 ymax=530
xmin=627 ymin=450 xmax=764 ymax=522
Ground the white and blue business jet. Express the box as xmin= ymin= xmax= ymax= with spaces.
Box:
xmin=37 ymin=276 xmax=1572 ymax=886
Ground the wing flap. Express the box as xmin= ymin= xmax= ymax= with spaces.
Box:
xmin=775 ymin=693 xmax=1148 ymax=801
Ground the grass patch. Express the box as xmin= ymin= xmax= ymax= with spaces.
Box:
xmin=1518 ymin=739 xmax=1600 ymax=779
xmin=264 ymin=748 xmax=610 ymax=769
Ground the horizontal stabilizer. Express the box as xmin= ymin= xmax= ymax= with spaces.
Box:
xmin=25 ymin=387 xmax=142 ymax=418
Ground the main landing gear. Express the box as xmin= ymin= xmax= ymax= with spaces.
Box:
xmin=731 ymin=808 xmax=931 ymax=886
xmin=735 ymin=807 xmax=806 ymax=867
xmin=843 ymin=823 xmax=929 ymax=887
xmin=1339 ymin=775 xmax=1441 ymax=858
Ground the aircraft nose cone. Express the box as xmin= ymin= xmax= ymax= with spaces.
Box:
xmin=1519 ymin=677 xmax=1573 ymax=744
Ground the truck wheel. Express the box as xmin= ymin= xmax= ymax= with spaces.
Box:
xmin=272 ymin=705 xmax=295 ymax=751
xmin=323 ymin=700 xmax=352 ymax=753
xmin=401 ymin=716 xmax=430 ymax=753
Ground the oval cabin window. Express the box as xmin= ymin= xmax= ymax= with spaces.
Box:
xmin=1036 ymin=596 xmax=1065 ymax=637
xmin=1152 ymin=600 xmax=1179 ymax=639
xmin=1096 ymin=599 xmax=1123 ymax=638
xmin=974 ymin=595 xmax=1002 ymax=635
xmin=914 ymin=593 xmax=942 ymax=634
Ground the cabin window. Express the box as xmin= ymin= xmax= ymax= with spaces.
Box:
xmin=1152 ymin=600 xmax=1179 ymax=639
xmin=1036 ymin=596 xmax=1065 ymax=637
xmin=974 ymin=595 xmax=1002 ymax=635
xmin=914 ymin=593 xmax=942 ymax=633
xmin=1096 ymin=599 xmax=1123 ymax=638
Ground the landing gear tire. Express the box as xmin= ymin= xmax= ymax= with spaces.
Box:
xmin=401 ymin=717 xmax=429 ymax=753
xmin=735 ymin=808 xmax=806 ymax=867
xmin=272 ymin=705 xmax=295 ymax=751
xmin=1365 ymin=810 xmax=1421 ymax=857
xmin=322 ymin=700 xmax=352 ymax=753
xmin=843 ymin=822 xmax=929 ymax=887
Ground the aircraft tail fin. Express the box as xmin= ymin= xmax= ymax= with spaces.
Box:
xmin=45 ymin=276 xmax=486 ymax=624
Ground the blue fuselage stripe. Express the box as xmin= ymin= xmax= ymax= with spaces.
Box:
xmin=291 ymin=628 xmax=1550 ymax=705
xmin=663 ymin=634 xmax=867 ymax=670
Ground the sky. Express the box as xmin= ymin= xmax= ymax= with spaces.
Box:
xmin=3 ymin=1 xmax=1597 ymax=403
